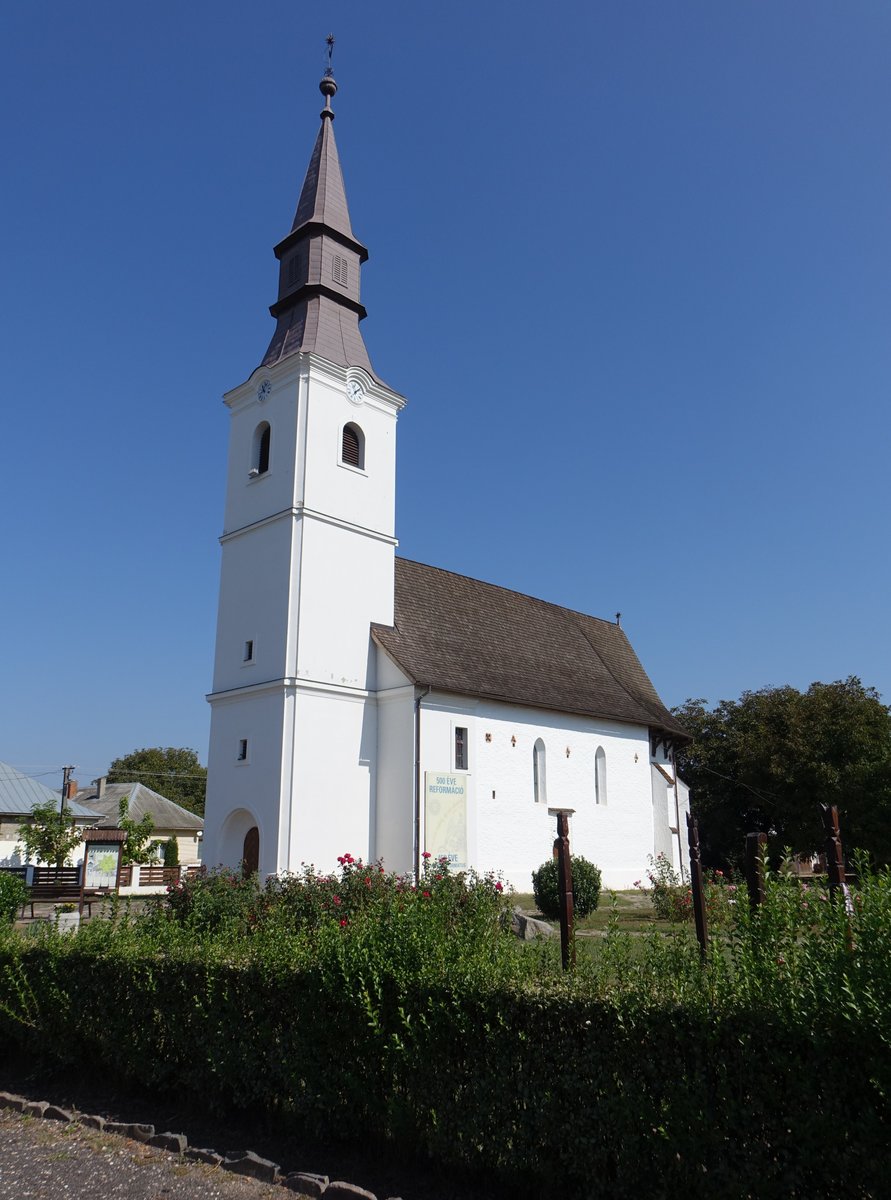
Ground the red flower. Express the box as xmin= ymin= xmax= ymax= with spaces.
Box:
xmin=422 ymin=851 xmax=432 ymax=859
xmin=422 ymin=890 xmax=431 ymax=898
xmin=339 ymin=918 xmax=348 ymax=927
xmin=495 ymin=882 xmax=503 ymax=892
xmin=333 ymin=895 xmax=341 ymax=905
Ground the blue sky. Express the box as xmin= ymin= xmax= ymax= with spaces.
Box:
xmin=2 ymin=2 xmax=889 ymax=792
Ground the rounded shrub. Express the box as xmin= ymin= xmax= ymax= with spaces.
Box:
xmin=532 ymin=855 xmax=602 ymax=919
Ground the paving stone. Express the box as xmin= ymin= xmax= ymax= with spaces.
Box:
xmin=23 ymin=1101 xmax=48 ymax=1117
xmin=326 ymin=1183 xmax=378 ymax=1200
xmin=77 ymin=1114 xmax=106 ymax=1130
xmin=149 ymin=1131 xmax=188 ymax=1153
xmin=106 ymin=1121 xmax=155 ymax=1142
xmin=223 ymin=1149 xmax=280 ymax=1183
xmin=185 ymin=1147 xmax=224 ymax=1166
xmin=0 ymin=1094 xmax=27 ymax=1112
xmin=283 ymin=1171 xmax=329 ymax=1196
xmin=43 ymin=1105 xmax=75 ymax=1123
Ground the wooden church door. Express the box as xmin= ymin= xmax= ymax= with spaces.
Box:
xmin=242 ymin=826 xmax=259 ymax=875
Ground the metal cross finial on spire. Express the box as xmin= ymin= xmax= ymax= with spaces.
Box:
xmin=320 ymin=33 xmax=338 ymax=114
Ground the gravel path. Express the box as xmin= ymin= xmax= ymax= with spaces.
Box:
xmin=0 ymin=1111 xmax=284 ymax=1200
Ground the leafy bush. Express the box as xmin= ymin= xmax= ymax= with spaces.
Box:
xmin=637 ymin=853 xmax=738 ymax=925
xmin=532 ymin=855 xmax=601 ymax=919
xmin=162 ymin=838 xmax=179 ymax=868
xmin=0 ymin=874 xmax=28 ymax=924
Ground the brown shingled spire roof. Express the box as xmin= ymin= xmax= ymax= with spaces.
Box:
xmin=261 ymin=68 xmax=378 ymax=378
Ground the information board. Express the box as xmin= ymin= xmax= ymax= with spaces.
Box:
xmin=84 ymin=843 xmax=121 ymax=889
xmin=424 ymin=771 xmax=468 ymax=871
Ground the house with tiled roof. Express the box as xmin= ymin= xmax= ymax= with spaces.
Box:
xmin=71 ymin=778 xmax=203 ymax=866
xmin=202 ymin=66 xmax=690 ymax=890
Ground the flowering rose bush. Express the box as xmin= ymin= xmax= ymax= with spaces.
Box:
xmin=152 ymin=853 xmax=511 ymax=946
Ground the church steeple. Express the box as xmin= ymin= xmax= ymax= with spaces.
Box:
xmin=262 ymin=63 xmax=376 ymax=377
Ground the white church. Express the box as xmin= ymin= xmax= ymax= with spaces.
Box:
xmin=202 ymin=67 xmax=691 ymax=891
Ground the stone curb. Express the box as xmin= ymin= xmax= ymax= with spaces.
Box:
xmin=0 ymin=1091 xmax=404 ymax=1200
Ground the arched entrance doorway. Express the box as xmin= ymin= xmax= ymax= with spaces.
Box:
xmin=242 ymin=826 xmax=259 ymax=875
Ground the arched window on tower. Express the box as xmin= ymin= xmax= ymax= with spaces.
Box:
xmin=341 ymin=422 xmax=365 ymax=470
xmin=251 ymin=421 xmax=271 ymax=477
xmin=533 ymin=738 xmax=547 ymax=806
xmin=595 ymin=746 xmax=607 ymax=806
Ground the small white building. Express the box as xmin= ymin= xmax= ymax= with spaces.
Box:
xmin=203 ymin=69 xmax=690 ymax=891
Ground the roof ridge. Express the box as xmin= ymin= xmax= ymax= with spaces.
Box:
xmin=396 ymin=557 xmax=621 ymax=630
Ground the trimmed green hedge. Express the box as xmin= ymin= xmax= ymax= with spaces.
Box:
xmin=2 ymin=860 xmax=890 ymax=1198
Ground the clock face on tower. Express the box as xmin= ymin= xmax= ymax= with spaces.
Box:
xmin=257 ymin=379 xmax=271 ymax=403
xmin=347 ymin=378 xmax=364 ymax=405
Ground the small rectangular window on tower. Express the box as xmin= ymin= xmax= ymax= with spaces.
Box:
xmin=237 ymin=739 xmax=248 ymax=762
xmin=332 ymin=255 xmax=348 ymax=287
xmin=455 ymin=727 xmax=468 ymax=771
xmin=243 ymin=640 xmax=254 ymax=663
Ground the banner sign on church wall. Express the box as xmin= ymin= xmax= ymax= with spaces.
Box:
xmin=424 ymin=771 xmax=468 ymax=871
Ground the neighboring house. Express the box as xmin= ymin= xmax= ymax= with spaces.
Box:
xmin=71 ymin=778 xmax=203 ymax=865
xmin=0 ymin=759 xmax=100 ymax=866
xmin=202 ymin=69 xmax=691 ymax=890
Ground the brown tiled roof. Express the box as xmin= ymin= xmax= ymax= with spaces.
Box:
xmin=372 ymin=559 xmax=689 ymax=740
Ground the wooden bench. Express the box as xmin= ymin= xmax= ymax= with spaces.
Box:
xmin=21 ymin=886 xmax=108 ymax=919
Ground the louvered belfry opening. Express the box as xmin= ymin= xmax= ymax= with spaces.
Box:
xmin=342 ymin=423 xmax=361 ymax=467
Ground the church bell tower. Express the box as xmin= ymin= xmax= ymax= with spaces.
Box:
xmin=203 ymin=63 xmax=406 ymax=876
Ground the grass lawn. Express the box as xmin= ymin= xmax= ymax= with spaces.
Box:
xmin=512 ymin=888 xmax=663 ymax=935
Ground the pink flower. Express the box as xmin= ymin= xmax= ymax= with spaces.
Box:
xmin=495 ymin=882 xmax=503 ymax=892
xmin=333 ymin=895 xmax=341 ymax=906
xmin=422 ymin=851 xmax=432 ymax=860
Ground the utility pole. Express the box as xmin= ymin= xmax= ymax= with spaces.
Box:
xmin=60 ymin=765 xmax=77 ymax=816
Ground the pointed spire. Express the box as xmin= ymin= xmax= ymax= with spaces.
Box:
xmin=261 ymin=49 xmax=377 ymax=378
xmin=289 ymin=72 xmax=357 ymax=244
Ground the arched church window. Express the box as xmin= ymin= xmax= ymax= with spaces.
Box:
xmin=251 ymin=422 xmax=271 ymax=476
xmin=341 ymin=423 xmax=365 ymax=469
xmin=595 ymin=746 xmax=607 ymax=806
xmin=533 ymin=738 xmax=547 ymax=805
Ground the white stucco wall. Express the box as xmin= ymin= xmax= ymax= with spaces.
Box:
xmin=370 ymin=676 xmax=682 ymax=891
xmin=414 ymin=693 xmax=658 ymax=891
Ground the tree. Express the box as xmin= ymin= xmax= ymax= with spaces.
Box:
xmin=674 ymin=677 xmax=891 ymax=869
xmin=107 ymin=747 xmax=207 ymax=816
xmin=117 ymin=795 xmax=156 ymax=866
xmin=17 ymin=800 xmax=83 ymax=868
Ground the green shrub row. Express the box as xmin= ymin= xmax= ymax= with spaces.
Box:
xmin=2 ymin=856 xmax=890 ymax=1198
